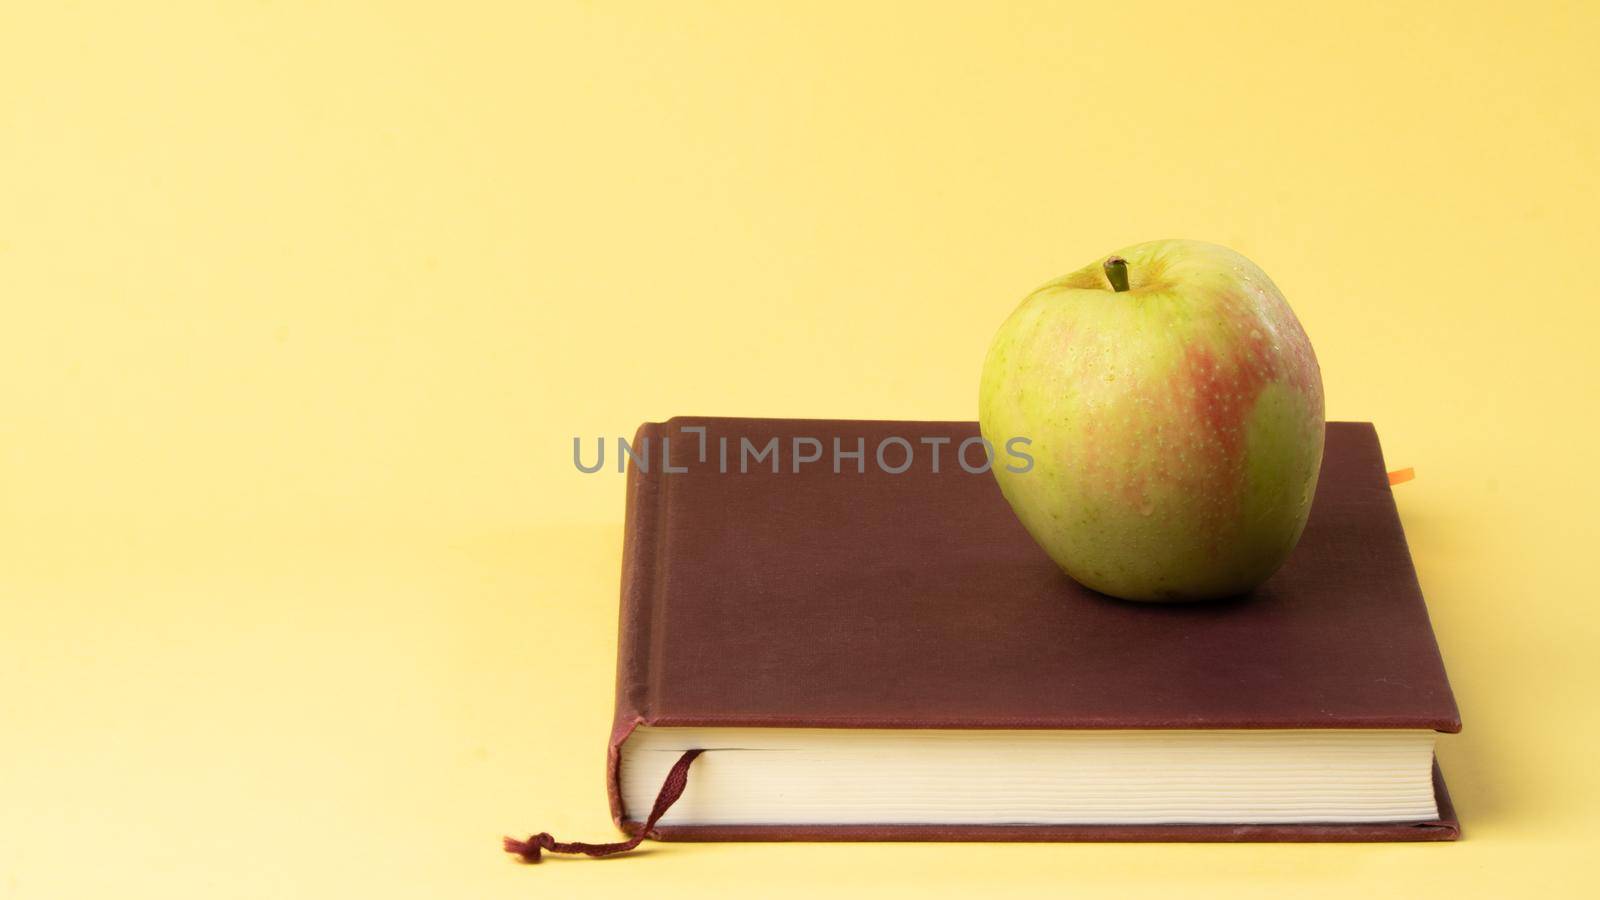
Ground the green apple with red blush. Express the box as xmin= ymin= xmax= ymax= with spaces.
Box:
xmin=979 ymin=240 xmax=1325 ymax=602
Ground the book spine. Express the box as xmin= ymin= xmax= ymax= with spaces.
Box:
xmin=607 ymin=421 xmax=666 ymax=829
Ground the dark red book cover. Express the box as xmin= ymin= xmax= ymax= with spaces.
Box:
xmin=605 ymin=417 xmax=1460 ymax=842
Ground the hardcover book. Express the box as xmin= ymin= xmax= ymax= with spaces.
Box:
xmin=603 ymin=417 xmax=1460 ymax=842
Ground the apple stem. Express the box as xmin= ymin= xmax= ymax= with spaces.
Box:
xmin=1104 ymin=256 xmax=1130 ymax=292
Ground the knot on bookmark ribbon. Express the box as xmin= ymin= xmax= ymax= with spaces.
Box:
xmin=504 ymin=748 xmax=703 ymax=864
xmin=502 ymin=832 xmax=558 ymax=862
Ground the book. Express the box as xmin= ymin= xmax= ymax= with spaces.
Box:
xmin=602 ymin=417 xmax=1460 ymax=843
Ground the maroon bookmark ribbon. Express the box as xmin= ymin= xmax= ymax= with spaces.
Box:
xmin=504 ymin=749 xmax=703 ymax=863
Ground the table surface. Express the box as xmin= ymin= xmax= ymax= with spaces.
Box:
xmin=4 ymin=2 xmax=1598 ymax=897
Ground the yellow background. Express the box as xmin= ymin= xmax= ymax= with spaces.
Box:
xmin=3 ymin=1 xmax=1597 ymax=896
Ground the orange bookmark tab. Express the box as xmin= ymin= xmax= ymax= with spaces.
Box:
xmin=1387 ymin=467 xmax=1415 ymax=486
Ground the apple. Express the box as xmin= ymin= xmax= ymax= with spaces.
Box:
xmin=979 ymin=240 xmax=1324 ymax=602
